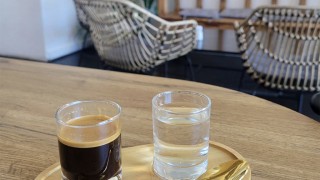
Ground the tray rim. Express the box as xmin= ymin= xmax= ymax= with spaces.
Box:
xmin=122 ymin=141 xmax=245 ymax=159
xmin=35 ymin=141 xmax=250 ymax=180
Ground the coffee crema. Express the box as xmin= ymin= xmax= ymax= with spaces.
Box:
xmin=58 ymin=115 xmax=121 ymax=180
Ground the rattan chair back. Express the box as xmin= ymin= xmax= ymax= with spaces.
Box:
xmin=235 ymin=6 xmax=320 ymax=91
xmin=74 ymin=0 xmax=197 ymax=71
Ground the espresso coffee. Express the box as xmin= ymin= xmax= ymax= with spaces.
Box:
xmin=58 ymin=115 xmax=121 ymax=180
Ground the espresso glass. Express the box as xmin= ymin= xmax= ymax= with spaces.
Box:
xmin=55 ymin=101 xmax=122 ymax=180
xmin=152 ymin=91 xmax=211 ymax=180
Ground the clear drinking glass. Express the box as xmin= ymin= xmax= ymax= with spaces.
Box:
xmin=55 ymin=101 xmax=122 ymax=180
xmin=152 ymin=91 xmax=211 ymax=180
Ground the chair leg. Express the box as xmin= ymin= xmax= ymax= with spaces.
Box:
xmin=164 ymin=60 xmax=169 ymax=77
xmin=82 ymin=31 xmax=90 ymax=49
xmin=298 ymin=92 xmax=304 ymax=113
xmin=238 ymin=69 xmax=245 ymax=91
xmin=252 ymin=83 xmax=260 ymax=96
xmin=185 ymin=55 xmax=195 ymax=81
xmin=310 ymin=92 xmax=320 ymax=115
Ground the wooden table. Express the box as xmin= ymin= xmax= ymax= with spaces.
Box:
xmin=0 ymin=58 xmax=319 ymax=179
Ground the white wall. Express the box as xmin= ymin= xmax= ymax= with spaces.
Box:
xmin=277 ymin=0 xmax=299 ymax=6
xmin=41 ymin=0 xmax=86 ymax=60
xmin=225 ymin=0 xmax=245 ymax=9
xmin=0 ymin=0 xmax=46 ymax=60
xmin=0 ymin=0 xmax=86 ymax=61
xmin=202 ymin=0 xmax=221 ymax=10
xmin=251 ymin=0 xmax=272 ymax=9
xmin=306 ymin=0 xmax=320 ymax=8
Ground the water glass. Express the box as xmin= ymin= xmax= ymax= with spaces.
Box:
xmin=152 ymin=91 xmax=211 ymax=180
xmin=55 ymin=100 xmax=122 ymax=180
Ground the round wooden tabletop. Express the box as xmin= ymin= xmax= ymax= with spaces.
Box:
xmin=0 ymin=58 xmax=319 ymax=179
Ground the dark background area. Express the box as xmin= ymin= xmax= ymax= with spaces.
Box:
xmin=51 ymin=47 xmax=320 ymax=122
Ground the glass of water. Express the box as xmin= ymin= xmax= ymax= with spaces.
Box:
xmin=152 ymin=91 xmax=211 ymax=180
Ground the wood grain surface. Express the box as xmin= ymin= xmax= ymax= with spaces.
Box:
xmin=0 ymin=58 xmax=319 ymax=179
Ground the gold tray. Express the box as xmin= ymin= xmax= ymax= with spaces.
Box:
xmin=36 ymin=142 xmax=251 ymax=180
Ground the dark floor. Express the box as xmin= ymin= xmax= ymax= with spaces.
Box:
xmin=51 ymin=47 xmax=320 ymax=122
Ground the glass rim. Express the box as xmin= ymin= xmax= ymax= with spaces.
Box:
xmin=152 ymin=90 xmax=211 ymax=115
xmin=55 ymin=100 xmax=121 ymax=128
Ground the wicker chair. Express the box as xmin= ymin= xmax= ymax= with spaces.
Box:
xmin=74 ymin=0 xmax=197 ymax=72
xmin=235 ymin=6 xmax=320 ymax=92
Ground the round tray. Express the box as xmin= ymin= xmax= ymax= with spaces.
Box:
xmin=36 ymin=141 xmax=251 ymax=179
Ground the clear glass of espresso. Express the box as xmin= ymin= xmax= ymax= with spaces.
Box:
xmin=152 ymin=91 xmax=211 ymax=180
xmin=55 ymin=101 xmax=122 ymax=180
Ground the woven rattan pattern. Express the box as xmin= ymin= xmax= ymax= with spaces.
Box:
xmin=235 ymin=6 xmax=320 ymax=91
xmin=75 ymin=0 xmax=197 ymax=71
